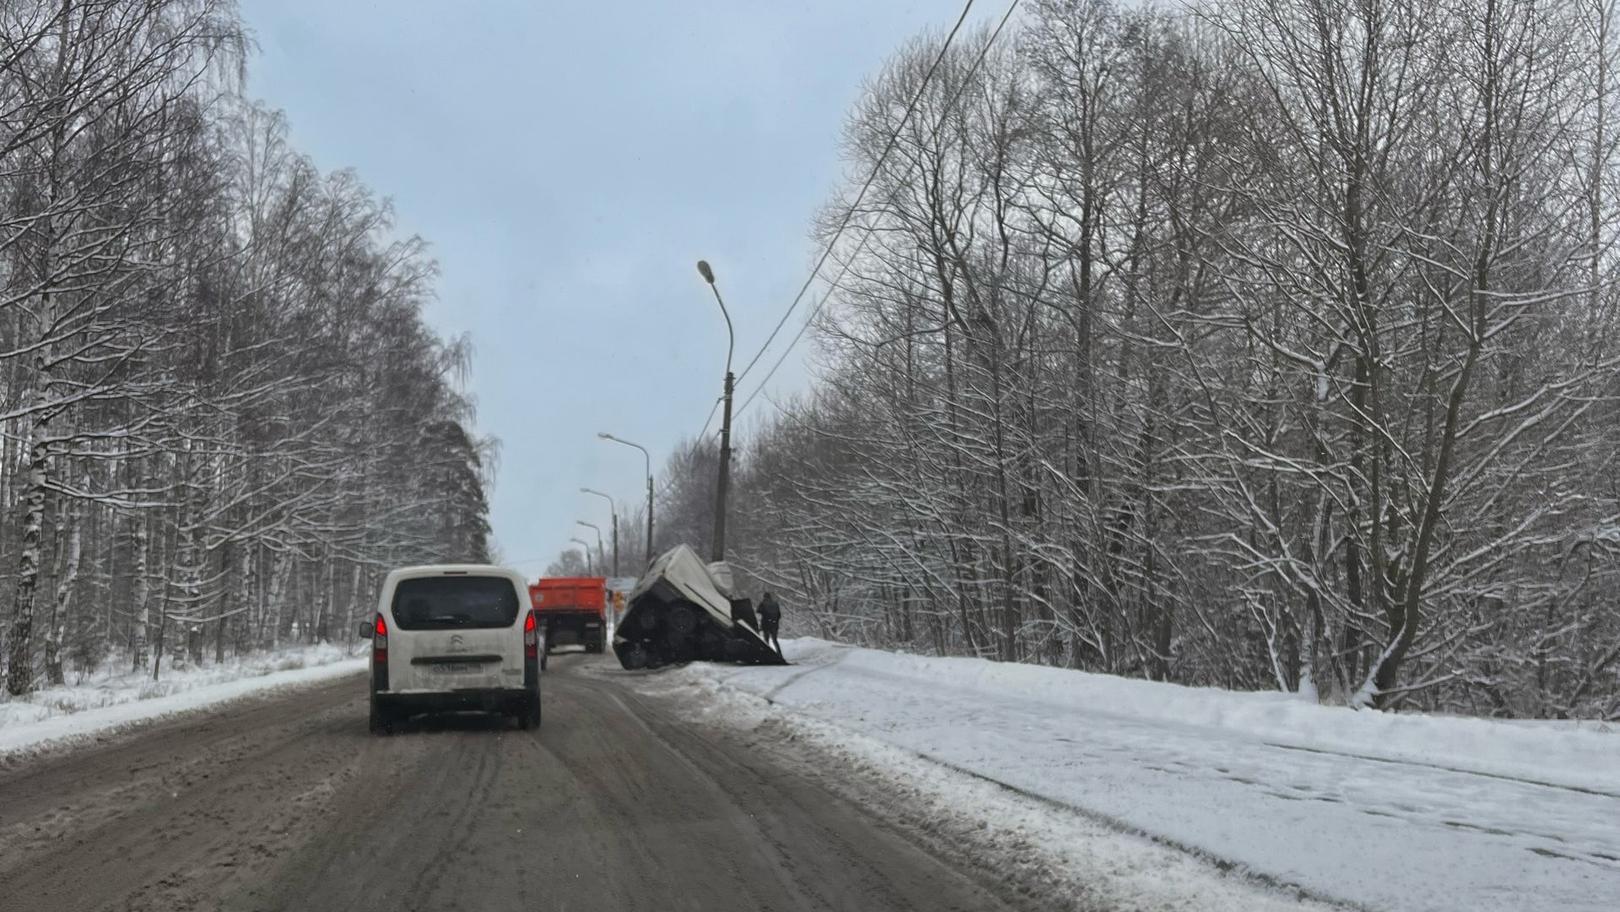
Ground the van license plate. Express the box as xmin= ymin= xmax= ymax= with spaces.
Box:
xmin=440 ymin=662 xmax=480 ymax=674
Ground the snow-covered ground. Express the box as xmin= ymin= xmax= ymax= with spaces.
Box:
xmin=0 ymin=643 xmax=366 ymax=759
xmin=638 ymin=639 xmax=1620 ymax=912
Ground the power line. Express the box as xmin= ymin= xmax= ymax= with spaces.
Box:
xmin=732 ymin=0 xmax=979 ymax=388
xmin=733 ymin=230 xmax=872 ymax=419
xmin=733 ymin=0 xmax=1024 ymax=421
xmin=696 ymin=394 xmax=722 ymax=441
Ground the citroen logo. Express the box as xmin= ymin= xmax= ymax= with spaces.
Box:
xmin=448 ymin=634 xmax=467 ymax=653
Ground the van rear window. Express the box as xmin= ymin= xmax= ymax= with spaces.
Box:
xmin=391 ymin=576 xmax=519 ymax=630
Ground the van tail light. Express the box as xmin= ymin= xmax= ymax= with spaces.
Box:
xmin=523 ymin=610 xmax=540 ymax=689
xmin=371 ymin=613 xmax=389 ymax=693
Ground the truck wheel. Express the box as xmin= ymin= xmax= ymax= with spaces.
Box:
xmin=622 ymin=642 xmax=649 ymax=670
xmin=700 ymin=629 xmax=727 ymax=660
xmin=667 ymin=603 xmax=698 ymax=636
xmin=664 ymin=625 xmax=690 ymax=651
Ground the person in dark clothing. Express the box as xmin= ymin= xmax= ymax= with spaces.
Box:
xmin=758 ymin=590 xmax=782 ymax=652
xmin=731 ymin=598 xmax=758 ymax=631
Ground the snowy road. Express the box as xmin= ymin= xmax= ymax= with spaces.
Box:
xmin=0 ymin=653 xmax=1033 ymax=912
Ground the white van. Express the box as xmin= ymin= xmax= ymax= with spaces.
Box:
xmin=359 ymin=564 xmax=541 ymax=734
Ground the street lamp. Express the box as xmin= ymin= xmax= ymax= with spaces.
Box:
xmin=580 ymin=488 xmax=619 ymax=577
xmin=696 ymin=259 xmax=735 ymax=563
xmin=598 ymin=432 xmax=654 ymax=567
xmin=575 ymin=520 xmax=605 ymax=578
xmin=568 ymin=537 xmax=594 ymax=576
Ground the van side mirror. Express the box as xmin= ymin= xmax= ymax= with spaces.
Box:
xmin=357 ymin=621 xmax=373 ymax=640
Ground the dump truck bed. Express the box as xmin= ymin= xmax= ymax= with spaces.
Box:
xmin=530 ymin=577 xmax=607 ymax=653
xmin=530 ymin=577 xmax=606 ymax=614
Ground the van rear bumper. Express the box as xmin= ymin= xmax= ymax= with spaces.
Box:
xmin=375 ymin=688 xmax=534 ymax=717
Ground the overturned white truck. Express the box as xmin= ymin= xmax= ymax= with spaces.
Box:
xmin=613 ymin=544 xmax=787 ymax=669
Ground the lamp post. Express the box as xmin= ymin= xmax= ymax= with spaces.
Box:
xmin=576 ymin=520 xmax=605 ymax=578
xmin=568 ymin=537 xmax=594 ymax=575
xmin=696 ymin=259 xmax=735 ymax=563
xmin=598 ymin=432 xmax=653 ymax=567
xmin=580 ymin=488 xmax=619 ymax=578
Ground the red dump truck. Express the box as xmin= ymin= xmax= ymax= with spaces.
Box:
xmin=528 ymin=577 xmax=607 ymax=654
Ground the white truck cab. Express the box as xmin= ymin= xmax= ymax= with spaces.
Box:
xmin=359 ymin=564 xmax=541 ymax=734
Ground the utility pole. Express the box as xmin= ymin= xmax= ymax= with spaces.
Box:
xmin=598 ymin=433 xmax=654 ymax=568
xmin=581 ymin=488 xmax=619 ymax=577
xmin=714 ymin=371 xmax=734 ymax=562
xmin=569 ymin=537 xmax=594 ymax=575
xmin=697 ymin=259 xmax=735 ymax=562
xmin=576 ymin=521 xmax=605 ymax=578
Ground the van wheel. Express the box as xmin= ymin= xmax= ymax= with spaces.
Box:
xmin=368 ymin=697 xmax=392 ymax=736
xmin=517 ymin=692 xmax=542 ymax=731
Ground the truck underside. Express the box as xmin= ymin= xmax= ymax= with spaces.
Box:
xmin=613 ymin=545 xmax=786 ymax=669
xmin=542 ymin=609 xmax=604 ymax=653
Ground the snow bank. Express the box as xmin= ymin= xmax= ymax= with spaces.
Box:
xmin=631 ymin=662 xmax=1343 ymax=912
xmin=650 ymin=638 xmax=1620 ymax=912
xmin=0 ymin=643 xmax=365 ymax=758
xmin=787 ymin=638 xmax=1620 ymax=794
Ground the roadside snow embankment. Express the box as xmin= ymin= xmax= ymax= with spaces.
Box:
xmin=647 ymin=638 xmax=1620 ymax=912
xmin=794 ymin=639 xmax=1619 ymax=793
xmin=0 ymin=643 xmax=365 ymax=759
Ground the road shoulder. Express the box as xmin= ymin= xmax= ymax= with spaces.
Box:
xmin=605 ymin=660 xmax=1349 ymax=912
xmin=0 ymin=652 xmax=366 ymax=766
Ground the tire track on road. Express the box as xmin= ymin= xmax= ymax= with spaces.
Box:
xmin=1 ymin=654 xmax=1050 ymax=912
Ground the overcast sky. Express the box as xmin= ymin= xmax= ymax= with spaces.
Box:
xmin=237 ymin=0 xmax=988 ymax=574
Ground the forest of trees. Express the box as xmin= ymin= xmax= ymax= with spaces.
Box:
xmin=643 ymin=0 xmax=1620 ymax=718
xmin=0 ymin=0 xmax=493 ymax=695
